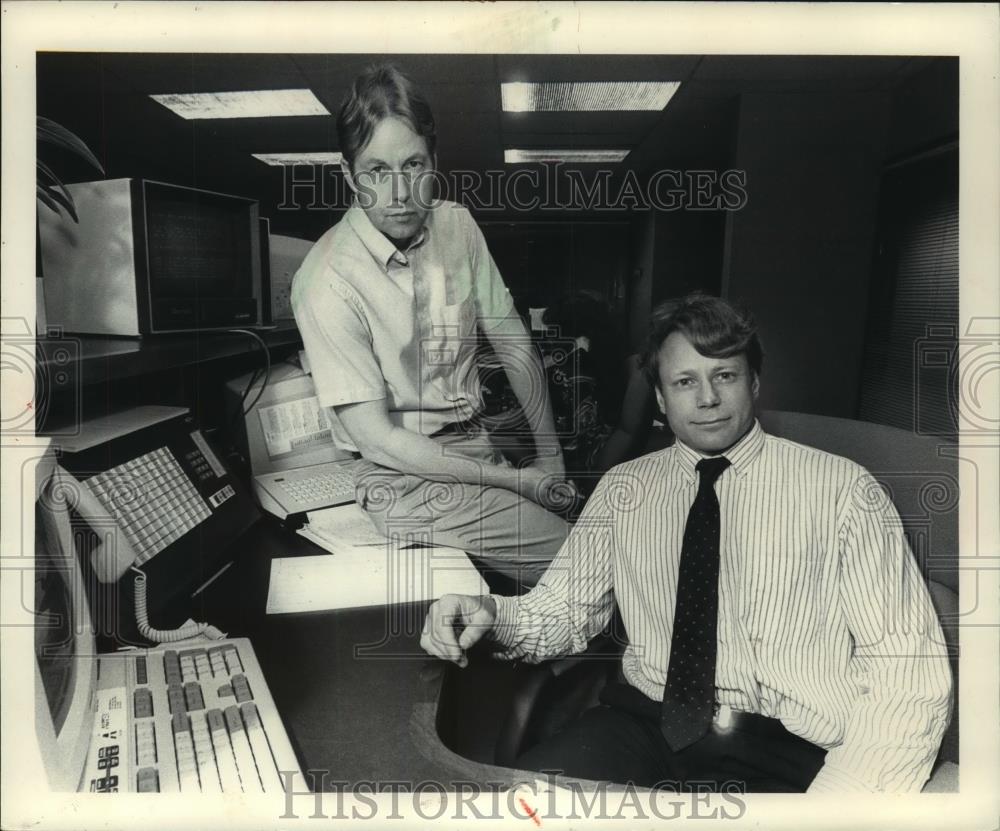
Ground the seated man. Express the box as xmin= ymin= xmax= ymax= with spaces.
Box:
xmin=421 ymin=292 xmax=952 ymax=792
xmin=292 ymin=64 xmax=571 ymax=590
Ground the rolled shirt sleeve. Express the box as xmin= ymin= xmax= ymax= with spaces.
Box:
xmin=807 ymin=472 xmax=953 ymax=793
xmin=292 ymin=273 xmax=386 ymax=410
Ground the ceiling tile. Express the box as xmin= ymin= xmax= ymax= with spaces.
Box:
xmin=496 ymin=55 xmax=700 ymax=83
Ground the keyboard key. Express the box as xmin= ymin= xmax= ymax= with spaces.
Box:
xmin=206 ymin=709 xmax=241 ymax=792
xmin=240 ymin=703 xmax=283 ymax=793
xmin=163 ymin=651 xmax=182 ymax=683
xmin=135 ymin=656 xmax=148 ymax=685
xmin=133 ymin=688 xmax=154 ymax=719
xmin=180 ymin=656 xmax=197 ymax=684
xmin=195 ymin=653 xmax=212 ymax=678
xmin=223 ymin=647 xmax=243 ymax=675
xmin=167 ymin=684 xmax=187 ymax=714
xmin=225 ymin=706 xmax=262 ymax=792
xmin=172 ymin=715 xmax=199 ymax=793
xmin=231 ymin=674 xmax=253 ymax=703
xmin=208 ymin=649 xmax=227 ymax=677
xmin=217 ymin=684 xmax=234 ymax=698
xmin=184 ymin=682 xmax=205 ymax=711
xmin=135 ymin=721 xmax=157 ymax=767
xmin=137 ymin=767 xmax=160 ymax=793
xmin=190 ymin=713 xmax=220 ymax=793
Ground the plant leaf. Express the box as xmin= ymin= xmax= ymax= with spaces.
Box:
xmin=39 ymin=186 xmax=80 ymax=223
xmin=36 ymin=160 xmax=80 ymax=222
xmin=36 ymin=185 xmax=63 ymax=217
xmin=37 ymin=117 xmax=105 ymax=174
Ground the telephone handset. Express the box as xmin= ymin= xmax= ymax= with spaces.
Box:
xmin=50 ymin=465 xmax=137 ymax=583
xmin=55 ymin=411 xmax=260 ymax=645
xmin=53 ymin=465 xmax=223 ymax=643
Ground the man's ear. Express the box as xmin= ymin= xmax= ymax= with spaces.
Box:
xmin=655 ymin=385 xmax=666 ymax=416
xmin=751 ymin=372 xmax=760 ymax=400
xmin=340 ymin=157 xmax=358 ymax=195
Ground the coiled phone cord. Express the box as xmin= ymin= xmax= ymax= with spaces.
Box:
xmin=131 ymin=566 xmax=226 ymax=643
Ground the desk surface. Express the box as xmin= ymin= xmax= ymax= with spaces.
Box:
xmin=199 ymin=519 xmax=540 ymax=790
xmin=37 ymin=321 xmax=302 ymax=387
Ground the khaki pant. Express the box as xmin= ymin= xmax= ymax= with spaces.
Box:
xmin=353 ymin=427 xmax=570 ymax=591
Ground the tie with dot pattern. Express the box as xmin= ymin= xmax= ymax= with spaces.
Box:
xmin=660 ymin=455 xmax=732 ymax=751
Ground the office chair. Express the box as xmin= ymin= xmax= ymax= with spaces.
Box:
xmin=493 ymin=410 xmax=960 ymax=791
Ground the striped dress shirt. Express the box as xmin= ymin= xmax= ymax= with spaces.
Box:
xmin=492 ymin=421 xmax=952 ymax=792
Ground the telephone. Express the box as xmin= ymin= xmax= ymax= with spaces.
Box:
xmin=55 ymin=409 xmax=260 ymax=644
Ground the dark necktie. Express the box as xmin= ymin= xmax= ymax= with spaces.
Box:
xmin=661 ymin=455 xmax=732 ymax=751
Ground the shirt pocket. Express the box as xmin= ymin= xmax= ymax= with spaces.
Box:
xmin=423 ymin=300 xmax=478 ymax=387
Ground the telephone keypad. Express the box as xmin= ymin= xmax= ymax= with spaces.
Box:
xmin=83 ymin=447 xmax=212 ymax=566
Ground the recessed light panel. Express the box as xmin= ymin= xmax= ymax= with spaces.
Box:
xmin=501 ymin=81 xmax=680 ymax=112
xmin=252 ymin=152 xmax=343 ymax=167
xmin=150 ymin=89 xmax=329 ymax=120
xmin=505 ymin=149 xmax=629 ymax=163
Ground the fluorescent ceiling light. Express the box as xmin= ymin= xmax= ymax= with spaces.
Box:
xmin=150 ymin=89 xmax=329 ymax=120
xmin=252 ymin=152 xmax=344 ymax=167
xmin=501 ymin=81 xmax=680 ymax=112
xmin=505 ymin=149 xmax=629 ymax=163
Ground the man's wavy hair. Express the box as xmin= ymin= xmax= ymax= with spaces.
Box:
xmin=641 ymin=292 xmax=764 ymax=388
xmin=337 ymin=63 xmax=437 ymax=171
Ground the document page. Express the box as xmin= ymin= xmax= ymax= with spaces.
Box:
xmin=266 ymin=542 xmax=488 ymax=614
xmin=257 ymin=396 xmax=332 ymax=457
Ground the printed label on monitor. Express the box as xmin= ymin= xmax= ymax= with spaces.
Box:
xmin=257 ymin=396 xmax=334 ymax=458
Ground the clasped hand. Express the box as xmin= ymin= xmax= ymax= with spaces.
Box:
xmin=420 ymin=594 xmax=497 ymax=668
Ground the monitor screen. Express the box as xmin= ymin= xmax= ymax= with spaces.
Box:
xmin=33 ymin=457 xmax=98 ymax=791
xmin=144 ymin=181 xmax=256 ymax=299
xmin=34 ymin=499 xmax=77 ymax=734
xmin=256 ymin=392 xmax=337 ymax=463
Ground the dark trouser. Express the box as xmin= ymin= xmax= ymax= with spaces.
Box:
xmin=515 ymin=682 xmax=827 ymax=793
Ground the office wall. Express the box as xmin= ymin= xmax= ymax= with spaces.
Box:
xmin=722 ymin=92 xmax=890 ymax=417
xmin=627 ymin=213 xmax=656 ymax=353
xmin=885 ymin=59 xmax=958 ymax=160
xmin=651 ymin=208 xmax=726 ymax=306
xmin=480 ymin=221 xmax=630 ymax=330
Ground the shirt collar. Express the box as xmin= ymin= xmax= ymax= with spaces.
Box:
xmin=346 ymin=203 xmax=429 ymax=270
xmin=670 ymin=419 xmax=766 ymax=482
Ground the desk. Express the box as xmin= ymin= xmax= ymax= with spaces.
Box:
xmin=197 ymin=519 xmax=539 ymax=790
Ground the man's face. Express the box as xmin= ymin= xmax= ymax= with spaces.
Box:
xmin=654 ymin=331 xmax=759 ymax=455
xmin=343 ymin=116 xmax=434 ymax=247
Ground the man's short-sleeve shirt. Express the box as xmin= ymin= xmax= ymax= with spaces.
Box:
xmin=291 ymin=200 xmax=515 ymax=450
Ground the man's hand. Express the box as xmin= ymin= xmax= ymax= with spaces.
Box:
xmin=420 ymin=594 xmax=498 ymax=668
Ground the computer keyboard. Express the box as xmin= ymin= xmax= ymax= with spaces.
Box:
xmin=274 ymin=469 xmax=355 ymax=505
xmin=84 ymin=447 xmax=213 ymax=566
xmin=84 ymin=639 xmax=300 ymax=793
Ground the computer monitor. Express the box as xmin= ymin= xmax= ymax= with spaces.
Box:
xmin=226 ymin=361 xmax=354 ymax=477
xmin=33 ymin=450 xmax=97 ymax=791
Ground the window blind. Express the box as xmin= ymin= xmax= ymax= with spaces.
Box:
xmin=858 ymin=147 xmax=958 ymax=436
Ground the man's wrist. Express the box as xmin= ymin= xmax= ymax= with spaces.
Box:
xmin=489 ymin=594 xmax=521 ymax=648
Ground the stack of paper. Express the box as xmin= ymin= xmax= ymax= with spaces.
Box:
xmin=299 ymin=503 xmax=388 ymax=550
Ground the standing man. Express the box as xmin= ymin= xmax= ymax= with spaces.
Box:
xmin=292 ymin=64 xmax=571 ymax=590
xmin=421 ymin=293 xmax=952 ymax=792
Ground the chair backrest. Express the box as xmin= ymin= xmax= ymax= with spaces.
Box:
xmin=758 ymin=410 xmax=959 ymax=593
